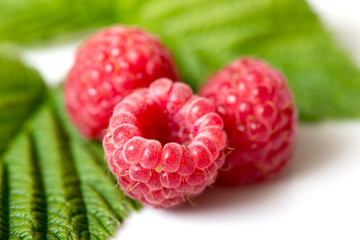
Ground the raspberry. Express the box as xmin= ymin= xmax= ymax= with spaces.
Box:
xmin=64 ymin=25 xmax=179 ymax=139
xmin=103 ymin=79 xmax=227 ymax=208
xmin=199 ymin=58 xmax=297 ymax=186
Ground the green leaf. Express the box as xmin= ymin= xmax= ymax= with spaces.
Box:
xmin=0 ymin=99 xmax=140 ymax=239
xmin=0 ymin=57 xmax=140 ymax=239
xmin=0 ymin=0 xmax=119 ymax=45
xmin=0 ymin=55 xmax=45 ymax=155
xmin=1 ymin=0 xmax=360 ymax=121
xmin=3 ymin=132 xmax=47 ymax=239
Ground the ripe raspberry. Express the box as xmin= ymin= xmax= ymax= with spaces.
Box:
xmin=65 ymin=25 xmax=179 ymax=139
xmin=199 ymin=58 xmax=297 ymax=186
xmin=103 ymin=79 xmax=227 ymax=208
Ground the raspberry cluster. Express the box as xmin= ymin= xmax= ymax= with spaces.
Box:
xmin=103 ymin=79 xmax=226 ymax=208
xmin=65 ymin=25 xmax=297 ymax=208
xmin=65 ymin=26 xmax=178 ymax=139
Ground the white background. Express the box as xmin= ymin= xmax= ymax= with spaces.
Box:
xmin=23 ymin=1 xmax=360 ymax=239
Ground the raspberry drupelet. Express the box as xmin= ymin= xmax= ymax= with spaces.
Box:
xmin=103 ymin=79 xmax=227 ymax=208
xmin=65 ymin=25 xmax=179 ymax=140
xmin=199 ymin=58 xmax=297 ymax=186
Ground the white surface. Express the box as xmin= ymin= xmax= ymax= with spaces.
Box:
xmin=116 ymin=123 xmax=360 ymax=240
xmin=22 ymin=1 xmax=360 ymax=239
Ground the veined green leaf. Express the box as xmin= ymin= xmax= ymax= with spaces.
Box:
xmin=30 ymin=105 xmax=89 ymax=239
xmin=0 ymin=55 xmax=45 ymax=239
xmin=0 ymin=58 xmax=140 ymax=239
xmin=0 ymin=99 xmax=140 ymax=240
xmin=3 ymin=132 xmax=47 ymax=239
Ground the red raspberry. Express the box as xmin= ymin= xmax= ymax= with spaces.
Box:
xmin=103 ymin=79 xmax=227 ymax=208
xmin=199 ymin=58 xmax=297 ymax=186
xmin=65 ymin=25 xmax=179 ymax=139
